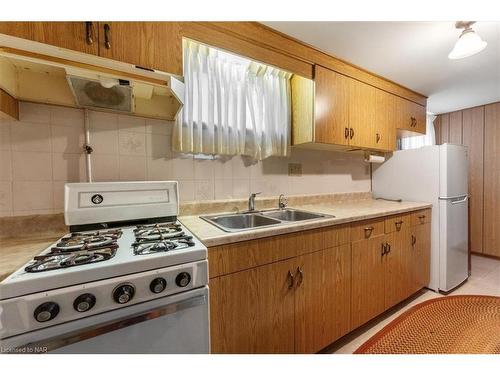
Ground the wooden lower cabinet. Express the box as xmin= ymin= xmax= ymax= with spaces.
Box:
xmin=209 ymin=211 xmax=431 ymax=353
xmin=384 ymin=229 xmax=410 ymax=310
xmin=413 ymin=222 xmax=431 ymax=289
xmin=294 ymin=244 xmax=351 ymax=353
xmin=210 ymin=258 xmax=296 ymax=353
xmin=351 ymin=235 xmax=386 ymax=329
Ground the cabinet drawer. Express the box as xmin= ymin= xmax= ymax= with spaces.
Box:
xmin=384 ymin=213 xmax=411 ymax=234
xmin=411 ymin=209 xmax=431 ymax=226
xmin=350 ymin=218 xmax=385 ymax=241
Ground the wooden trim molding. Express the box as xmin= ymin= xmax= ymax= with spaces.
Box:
xmin=198 ymin=22 xmax=427 ymax=106
xmin=0 ymin=88 xmax=19 ymax=120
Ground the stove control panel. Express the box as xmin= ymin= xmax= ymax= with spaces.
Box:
xmin=0 ymin=260 xmax=208 ymax=340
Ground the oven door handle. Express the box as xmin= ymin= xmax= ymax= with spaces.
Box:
xmin=17 ymin=294 xmax=207 ymax=353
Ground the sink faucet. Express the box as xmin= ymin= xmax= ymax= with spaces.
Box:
xmin=278 ymin=194 xmax=288 ymax=210
xmin=248 ymin=192 xmax=261 ymax=212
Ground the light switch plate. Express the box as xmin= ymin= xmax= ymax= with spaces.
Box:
xmin=288 ymin=163 xmax=302 ymax=176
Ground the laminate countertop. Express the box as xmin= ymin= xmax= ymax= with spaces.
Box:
xmin=0 ymin=235 xmax=61 ymax=283
xmin=179 ymin=199 xmax=432 ymax=248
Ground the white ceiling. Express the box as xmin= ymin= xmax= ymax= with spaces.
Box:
xmin=263 ymin=21 xmax=500 ymax=114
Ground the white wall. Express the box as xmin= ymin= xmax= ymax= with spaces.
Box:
xmin=0 ymin=102 xmax=371 ymax=217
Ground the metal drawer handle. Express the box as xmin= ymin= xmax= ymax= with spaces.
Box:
xmin=345 ymin=127 xmax=349 ymax=139
xmin=364 ymin=226 xmax=374 ymax=238
xmin=381 ymin=242 xmax=387 ymax=256
xmin=349 ymin=128 xmax=354 ymax=139
xmin=287 ymin=270 xmax=295 ymax=290
xmin=411 ymin=235 xmax=417 ymax=246
xmin=104 ymin=23 xmax=111 ymax=49
xmin=296 ymin=267 xmax=304 ymax=287
xmin=85 ymin=22 xmax=94 ymax=45
xmin=376 ymin=133 xmax=381 ymax=143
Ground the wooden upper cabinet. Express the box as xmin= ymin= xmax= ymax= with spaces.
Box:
xmin=0 ymin=22 xmax=98 ymax=55
xmin=348 ymin=79 xmax=378 ymax=149
xmin=374 ymin=89 xmax=397 ymax=151
xmin=395 ymin=95 xmax=426 ymax=134
xmin=97 ymin=22 xmax=182 ymax=76
xmin=314 ymin=65 xmax=350 ymax=146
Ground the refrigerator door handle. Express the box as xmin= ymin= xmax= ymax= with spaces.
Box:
xmin=438 ymin=194 xmax=469 ymax=202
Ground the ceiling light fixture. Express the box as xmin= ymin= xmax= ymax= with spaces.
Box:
xmin=448 ymin=21 xmax=487 ymax=60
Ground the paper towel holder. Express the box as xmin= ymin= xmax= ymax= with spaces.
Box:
xmin=363 ymin=151 xmax=386 ymax=164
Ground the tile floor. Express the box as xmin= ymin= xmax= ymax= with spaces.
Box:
xmin=330 ymin=255 xmax=500 ymax=354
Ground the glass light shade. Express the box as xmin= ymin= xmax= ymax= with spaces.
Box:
xmin=448 ymin=29 xmax=488 ymax=59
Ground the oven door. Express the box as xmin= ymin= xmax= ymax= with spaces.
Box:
xmin=2 ymin=286 xmax=209 ymax=354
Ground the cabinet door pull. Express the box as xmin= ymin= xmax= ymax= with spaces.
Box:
xmin=287 ymin=270 xmax=295 ymax=290
xmin=395 ymin=220 xmax=403 ymax=231
xmin=364 ymin=226 xmax=374 ymax=238
xmin=344 ymin=127 xmax=349 ymax=139
xmin=381 ymin=242 xmax=386 ymax=256
xmin=376 ymin=133 xmax=381 ymax=143
xmin=386 ymin=242 xmax=391 ymax=254
xmin=349 ymin=128 xmax=354 ymax=139
xmin=411 ymin=235 xmax=417 ymax=246
xmin=104 ymin=23 xmax=111 ymax=49
xmin=85 ymin=22 xmax=94 ymax=45
xmin=296 ymin=267 xmax=304 ymax=287
xmin=418 ymin=215 xmax=426 ymax=223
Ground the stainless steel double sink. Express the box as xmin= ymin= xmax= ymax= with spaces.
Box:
xmin=200 ymin=208 xmax=334 ymax=232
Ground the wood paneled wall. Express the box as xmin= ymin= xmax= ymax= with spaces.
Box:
xmin=434 ymin=102 xmax=500 ymax=258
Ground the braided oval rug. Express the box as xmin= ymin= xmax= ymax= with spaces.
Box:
xmin=355 ymin=295 xmax=500 ymax=354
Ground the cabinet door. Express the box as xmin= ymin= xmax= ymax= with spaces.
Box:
xmin=294 ymin=245 xmax=351 ymax=353
xmin=483 ymin=102 xmax=500 ymax=258
xmin=373 ymin=90 xmax=396 ymax=151
xmin=314 ymin=66 xmax=350 ymax=146
xmin=409 ymin=100 xmax=427 ymax=134
xmin=349 ymin=79 xmax=377 ymax=148
xmin=384 ymin=228 xmax=411 ymax=309
xmin=411 ymin=222 xmax=431 ymax=289
xmin=449 ymin=111 xmax=463 ymax=144
xmin=351 ymin=235 xmax=386 ymax=329
xmin=98 ymin=22 xmax=182 ymax=76
xmin=209 ymin=258 xmax=296 ymax=353
xmin=462 ymin=107 xmax=484 ymax=254
xmin=0 ymin=22 xmax=98 ymax=55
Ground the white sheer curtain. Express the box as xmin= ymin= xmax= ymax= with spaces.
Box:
xmin=400 ymin=114 xmax=437 ymax=150
xmin=173 ymin=40 xmax=291 ymax=160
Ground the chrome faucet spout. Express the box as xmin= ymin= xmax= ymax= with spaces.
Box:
xmin=278 ymin=194 xmax=288 ymax=210
xmin=248 ymin=192 xmax=261 ymax=212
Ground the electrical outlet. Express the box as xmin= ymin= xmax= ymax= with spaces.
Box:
xmin=288 ymin=163 xmax=302 ymax=176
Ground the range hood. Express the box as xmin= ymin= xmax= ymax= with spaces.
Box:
xmin=0 ymin=46 xmax=184 ymax=120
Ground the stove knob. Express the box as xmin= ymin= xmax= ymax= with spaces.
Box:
xmin=113 ymin=284 xmax=135 ymax=304
xmin=175 ymin=272 xmax=191 ymax=288
xmin=150 ymin=277 xmax=167 ymax=294
xmin=34 ymin=302 xmax=60 ymax=323
xmin=73 ymin=293 xmax=96 ymax=312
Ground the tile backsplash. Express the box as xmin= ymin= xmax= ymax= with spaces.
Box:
xmin=0 ymin=102 xmax=371 ymax=217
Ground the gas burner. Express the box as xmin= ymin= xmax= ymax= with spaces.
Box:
xmin=132 ymin=236 xmax=195 ymax=256
xmin=24 ymin=246 xmax=117 ymax=273
xmin=53 ymin=230 xmax=122 ymax=252
xmin=134 ymin=223 xmax=183 ymax=241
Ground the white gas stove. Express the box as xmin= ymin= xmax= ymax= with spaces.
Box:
xmin=0 ymin=181 xmax=209 ymax=354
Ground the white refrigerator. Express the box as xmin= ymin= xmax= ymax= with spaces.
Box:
xmin=372 ymin=144 xmax=469 ymax=293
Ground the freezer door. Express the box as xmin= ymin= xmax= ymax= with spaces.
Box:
xmin=439 ymin=196 xmax=469 ymax=292
xmin=439 ymin=144 xmax=468 ymax=198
